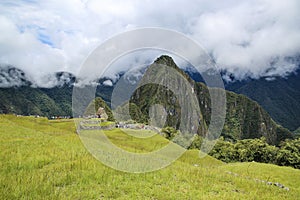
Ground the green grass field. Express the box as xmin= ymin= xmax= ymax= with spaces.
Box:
xmin=1 ymin=115 xmax=300 ymax=199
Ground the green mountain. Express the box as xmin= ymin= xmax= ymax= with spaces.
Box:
xmin=0 ymin=69 xmax=113 ymax=118
xmin=128 ymin=55 xmax=293 ymax=145
xmin=0 ymin=86 xmax=69 ymax=117
xmin=226 ymin=70 xmax=300 ymax=131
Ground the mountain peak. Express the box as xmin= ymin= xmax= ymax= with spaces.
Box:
xmin=152 ymin=55 xmax=192 ymax=82
xmin=154 ymin=55 xmax=178 ymax=68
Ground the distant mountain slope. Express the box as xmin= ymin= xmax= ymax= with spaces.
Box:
xmin=0 ymin=67 xmax=114 ymax=118
xmin=0 ymin=86 xmax=63 ymax=117
xmin=0 ymin=68 xmax=75 ymax=117
xmin=226 ymin=68 xmax=300 ymax=131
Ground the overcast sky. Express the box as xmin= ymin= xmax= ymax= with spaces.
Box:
xmin=0 ymin=0 xmax=300 ymax=87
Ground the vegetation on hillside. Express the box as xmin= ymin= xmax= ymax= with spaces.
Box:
xmin=159 ymin=125 xmax=300 ymax=169
xmin=226 ymin=68 xmax=300 ymax=131
xmin=208 ymin=137 xmax=300 ymax=169
xmin=0 ymin=86 xmax=68 ymax=117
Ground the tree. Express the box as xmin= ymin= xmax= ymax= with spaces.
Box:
xmin=161 ymin=127 xmax=178 ymax=140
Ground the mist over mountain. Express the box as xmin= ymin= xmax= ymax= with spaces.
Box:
xmin=0 ymin=65 xmax=31 ymax=87
xmin=1 ymin=0 xmax=300 ymax=87
xmin=0 ymin=64 xmax=116 ymax=118
xmin=183 ymin=63 xmax=300 ymax=131
xmin=0 ymin=67 xmax=74 ymax=117
xmin=1 ymin=54 xmax=300 ymax=133
xmin=0 ymin=55 xmax=294 ymax=145
xmin=0 ymin=65 xmax=77 ymax=88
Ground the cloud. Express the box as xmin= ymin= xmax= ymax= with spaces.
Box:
xmin=102 ymin=80 xmax=113 ymax=87
xmin=0 ymin=65 xmax=29 ymax=87
xmin=0 ymin=15 xmax=65 ymax=86
xmin=0 ymin=0 xmax=299 ymax=87
xmin=188 ymin=0 xmax=300 ymax=80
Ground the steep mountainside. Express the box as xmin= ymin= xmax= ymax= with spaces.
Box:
xmin=128 ymin=55 xmax=293 ymax=145
xmin=0 ymin=67 xmax=113 ymax=118
xmin=226 ymin=68 xmax=300 ymax=131
xmin=0 ymin=86 xmax=65 ymax=117
xmin=0 ymin=69 xmax=75 ymax=117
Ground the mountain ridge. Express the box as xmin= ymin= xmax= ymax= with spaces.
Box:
xmin=0 ymin=56 xmax=294 ymax=144
xmin=226 ymin=68 xmax=300 ymax=131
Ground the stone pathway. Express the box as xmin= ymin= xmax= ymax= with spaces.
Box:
xmin=226 ymin=171 xmax=290 ymax=191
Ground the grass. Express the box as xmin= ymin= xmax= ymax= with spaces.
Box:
xmin=103 ymin=128 xmax=168 ymax=152
xmin=0 ymin=114 xmax=300 ymax=199
xmin=100 ymin=121 xmax=115 ymax=126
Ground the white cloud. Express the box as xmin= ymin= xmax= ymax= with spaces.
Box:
xmin=0 ymin=15 xmax=65 ymax=85
xmin=188 ymin=0 xmax=300 ymax=79
xmin=0 ymin=0 xmax=299 ymax=87
xmin=102 ymin=79 xmax=113 ymax=87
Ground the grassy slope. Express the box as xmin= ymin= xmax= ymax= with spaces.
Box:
xmin=0 ymin=115 xmax=299 ymax=199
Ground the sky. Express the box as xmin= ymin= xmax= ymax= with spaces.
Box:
xmin=0 ymin=0 xmax=300 ymax=87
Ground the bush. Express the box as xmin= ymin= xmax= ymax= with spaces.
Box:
xmin=161 ymin=127 xmax=178 ymax=140
xmin=205 ymin=137 xmax=300 ymax=169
